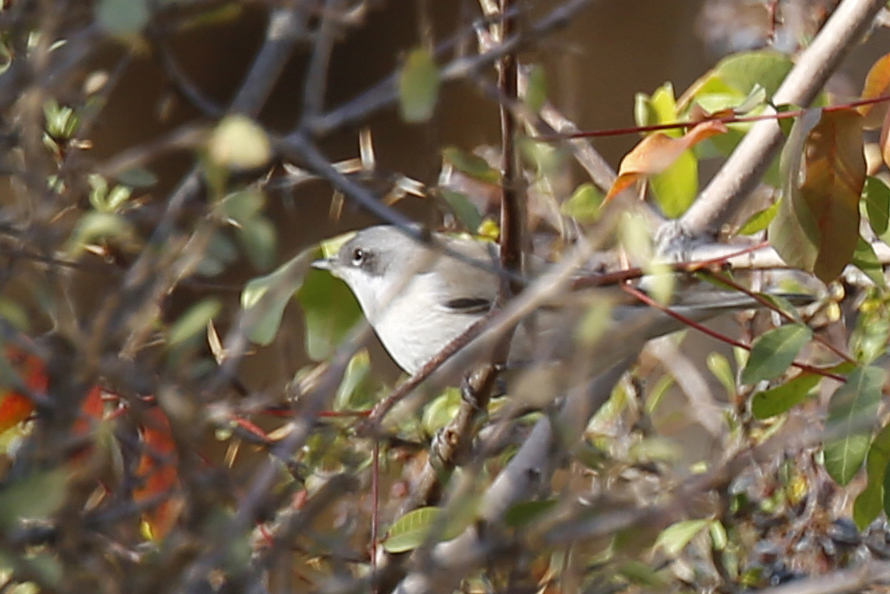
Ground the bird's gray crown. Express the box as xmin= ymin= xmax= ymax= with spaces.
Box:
xmin=334 ymin=225 xmax=424 ymax=279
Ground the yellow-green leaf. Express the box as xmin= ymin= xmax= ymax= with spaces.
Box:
xmin=208 ymin=114 xmax=271 ymax=171
xmin=655 ymin=519 xmax=708 ymax=557
xmin=169 ymin=298 xmax=222 ymax=346
xmin=561 ymin=183 xmax=604 ymax=224
xmin=382 ymin=507 xmax=440 ymax=553
xmin=399 ymin=47 xmax=440 ymax=123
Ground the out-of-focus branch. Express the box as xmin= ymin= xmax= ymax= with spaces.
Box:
xmin=105 ymin=5 xmax=310 ymax=351
xmin=390 ymin=360 xmax=632 ymax=594
xmin=305 ymin=0 xmax=594 ymax=137
xmin=298 ymin=0 xmax=339 ymax=129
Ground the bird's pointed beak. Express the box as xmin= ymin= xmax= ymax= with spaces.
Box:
xmin=311 ymin=258 xmax=334 ymax=271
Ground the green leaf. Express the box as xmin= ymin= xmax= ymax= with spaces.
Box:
xmin=504 ymin=499 xmax=558 ymax=528
xmin=0 ymin=470 xmax=68 ymax=530
xmin=421 ymin=388 xmax=462 ymax=436
xmin=769 ymin=108 xmax=823 ymax=274
xmin=634 ymin=92 xmax=658 ymax=128
xmin=236 ymin=217 xmax=277 ymax=271
xmin=760 ymin=293 xmax=805 ymax=324
xmin=770 ymin=109 xmax=866 ymax=282
xmin=852 ymin=236 xmax=886 ymax=287
xmin=709 ymin=520 xmax=728 ymax=551
xmin=115 ymin=167 xmax=158 ymax=188
xmin=65 ymin=212 xmax=136 ymax=256
xmin=853 ymin=424 xmax=890 ymax=529
xmin=618 ymin=561 xmax=666 ymax=587
xmin=707 ymin=352 xmax=736 ymax=397
xmin=297 ymin=266 xmax=362 ymax=361
xmin=741 ymin=324 xmax=812 ymax=384
xmin=43 ymin=100 xmax=79 ymax=139
xmin=197 ymin=232 xmax=239 ymax=277
xmin=655 ymin=519 xmax=708 ymax=557
xmin=649 ymin=83 xmax=679 ymax=133
xmin=850 ymin=307 xmax=890 ymax=364
xmin=88 ymin=173 xmax=109 ymax=211
xmin=398 ymin=47 xmax=440 ymax=123
xmin=241 ymin=253 xmax=309 ymax=346
xmin=750 ymin=372 xmax=821 ymax=419
xmin=883 ymin=458 xmax=890 ymax=522
xmin=712 ymin=50 xmax=794 ymax=97
xmin=561 ymin=183 xmax=604 ymax=224
xmin=105 ymin=185 xmax=132 ymax=212
xmin=169 ymin=298 xmax=222 ymax=347
xmin=334 ymin=350 xmax=373 ymax=411
xmin=824 ymin=366 xmax=886 ymax=485
xmin=651 ymin=148 xmax=698 ymax=218
xmin=382 ymin=500 xmax=476 ymax=553
xmin=864 ymin=176 xmax=890 ymax=238
xmin=96 ymin=0 xmax=150 ymax=35
xmin=439 ymin=189 xmax=482 ymax=231
xmin=442 ymin=147 xmax=499 ymax=184
xmin=738 ymin=201 xmax=779 ymax=235
xmin=383 ymin=507 xmax=441 ymax=553
xmin=221 ymin=189 xmax=265 ymax=225
xmin=525 ymin=65 xmax=548 ymax=113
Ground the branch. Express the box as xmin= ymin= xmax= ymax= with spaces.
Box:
xmin=306 ymin=0 xmax=594 ymax=137
xmin=389 ymin=360 xmax=632 ymax=594
xmin=664 ymin=0 xmax=886 ymax=249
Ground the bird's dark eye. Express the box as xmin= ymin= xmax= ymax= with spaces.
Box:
xmin=351 ymin=248 xmax=365 ymax=266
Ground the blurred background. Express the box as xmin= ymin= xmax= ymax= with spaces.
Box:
xmin=80 ymin=0 xmax=887 ymax=411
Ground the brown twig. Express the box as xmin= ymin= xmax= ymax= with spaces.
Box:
xmin=497 ymin=0 xmax=524 ymax=295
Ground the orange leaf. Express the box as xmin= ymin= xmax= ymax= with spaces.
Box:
xmin=71 ymin=385 xmax=105 ymax=446
xmin=800 ymin=109 xmax=866 ymax=281
xmin=0 ymin=347 xmax=49 ymax=435
xmin=859 ymin=52 xmax=890 ymax=130
xmin=606 ymin=120 xmax=727 ymax=201
xmin=72 ymin=386 xmax=105 ymax=463
xmin=134 ymin=408 xmax=181 ymax=539
xmin=0 ymin=393 xmax=34 ymax=434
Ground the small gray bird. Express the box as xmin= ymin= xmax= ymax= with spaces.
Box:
xmin=313 ymin=225 xmax=808 ymax=376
